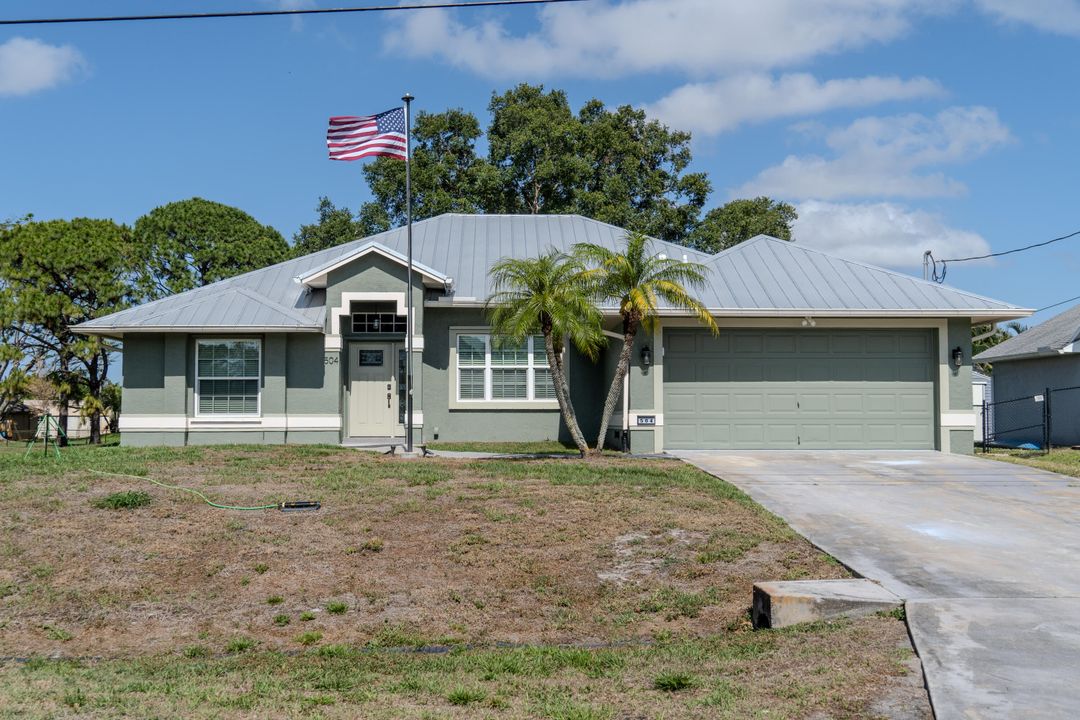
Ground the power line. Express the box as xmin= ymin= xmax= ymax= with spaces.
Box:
xmin=1037 ymin=294 xmax=1080 ymax=313
xmin=941 ymin=228 xmax=1080 ymax=263
xmin=0 ymin=0 xmax=588 ymax=26
xmin=925 ymin=226 xmax=1080 ymax=283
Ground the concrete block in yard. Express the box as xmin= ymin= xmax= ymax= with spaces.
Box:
xmin=752 ymin=579 xmax=902 ymax=629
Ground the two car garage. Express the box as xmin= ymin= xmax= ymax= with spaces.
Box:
xmin=662 ymin=328 xmax=938 ymax=450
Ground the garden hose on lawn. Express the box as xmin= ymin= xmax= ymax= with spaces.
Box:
xmin=88 ymin=469 xmax=320 ymax=512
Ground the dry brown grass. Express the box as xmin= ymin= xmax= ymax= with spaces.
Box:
xmin=0 ymin=444 xmax=930 ymax=718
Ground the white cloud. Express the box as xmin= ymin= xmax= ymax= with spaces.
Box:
xmin=0 ymin=37 xmax=86 ymax=97
xmin=793 ymin=200 xmax=991 ymax=269
xmin=734 ymin=106 xmax=1012 ymax=199
xmin=975 ymin=0 xmax=1080 ymax=37
xmin=383 ymin=0 xmax=945 ymax=79
xmin=646 ymin=73 xmax=944 ymax=135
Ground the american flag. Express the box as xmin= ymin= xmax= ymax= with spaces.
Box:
xmin=326 ymin=108 xmax=407 ymax=161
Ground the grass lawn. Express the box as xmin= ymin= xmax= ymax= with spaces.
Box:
xmin=982 ymin=447 xmax=1080 ymax=479
xmin=426 ymin=440 xmax=581 ymax=455
xmin=0 ymin=443 xmax=928 ymax=718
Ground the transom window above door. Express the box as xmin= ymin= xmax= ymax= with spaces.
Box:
xmin=351 ymin=302 xmax=407 ymax=334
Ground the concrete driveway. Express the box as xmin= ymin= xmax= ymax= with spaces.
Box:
xmin=674 ymin=450 xmax=1080 ymax=720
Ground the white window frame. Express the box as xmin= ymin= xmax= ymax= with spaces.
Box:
xmin=451 ymin=330 xmax=561 ymax=409
xmin=194 ymin=338 xmax=262 ymax=418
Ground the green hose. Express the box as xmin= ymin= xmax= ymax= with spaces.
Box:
xmin=89 ymin=469 xmax=279 ymax=511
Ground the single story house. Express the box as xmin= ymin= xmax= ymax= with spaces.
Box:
xmin=75 ymin=214 xmax=1029 ymax=454
xmin=975 ymin=303 xmax=1080 ymax=446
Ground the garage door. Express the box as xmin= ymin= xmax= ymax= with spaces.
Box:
xmin=663 ymin=329 xmax=936 ymax=450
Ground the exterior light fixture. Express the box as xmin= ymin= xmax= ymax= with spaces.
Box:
xmin=952 ymin=346 xmax=964 ymax=368
xmin=640 ymin=344 xmax=652 ymax=367
xmin=801 ymin=316 xmax=816 ymax=327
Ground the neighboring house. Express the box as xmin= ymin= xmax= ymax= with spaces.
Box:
xmin=975 ymin=304 xmax=1080 ymax=446
xmin=972 ymin=370 xmax=992 ymax=443
xmin=74 ymin=214 xmax=1029 ymax=454
xmin=1 ymin=400 xmax=108 ymax=441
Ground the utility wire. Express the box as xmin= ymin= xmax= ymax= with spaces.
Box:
xmin=1036 ymin=294 xmax=1080 ymax=313
xmin=0 ymin=0 xmax=588 ymax=26
xmin=941 ymin=228 xmax=1080 ymax=263
xmin=926 ymin=226 xmax=1080 ymax=283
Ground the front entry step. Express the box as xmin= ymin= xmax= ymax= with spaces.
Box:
xmin=752 ymin=579 xmax=903 ymax=629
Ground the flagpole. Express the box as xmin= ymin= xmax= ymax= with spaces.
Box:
xmin=402 ymin=92 xmax=414 ymax=453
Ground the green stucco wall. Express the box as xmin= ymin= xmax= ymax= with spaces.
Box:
xmin=420 ymin=307 xmax=605 ymax=444
xmin=945 ymin=318 xmax=974 ymax=455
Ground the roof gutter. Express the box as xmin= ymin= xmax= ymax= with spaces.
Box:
xmin=73 ymin=325 xmax=324 ymax=338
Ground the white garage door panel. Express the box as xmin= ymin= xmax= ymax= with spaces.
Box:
xmin=663 ymin=329 xmax=936 ymax=450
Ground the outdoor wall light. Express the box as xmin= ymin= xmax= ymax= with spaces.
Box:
xmin=952 ymin=346 xmax=964 ymax=368
xmin=640 ymin=344 xmax=652 ymax=367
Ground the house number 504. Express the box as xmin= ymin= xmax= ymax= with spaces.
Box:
xmin=324 ymin=355 xmax=339 ymax=365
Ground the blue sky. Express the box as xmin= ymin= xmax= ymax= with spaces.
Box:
xmin=3 ymin=0 xmax=1080 ymax=327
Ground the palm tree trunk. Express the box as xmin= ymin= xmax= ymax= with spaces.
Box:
xmin=543 ymin=332 xmax=589 ymax=456
xmin=593 ymin=327 xmax=638 ymax=454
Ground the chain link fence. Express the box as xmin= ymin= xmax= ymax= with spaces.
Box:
xmin=981 ymin=384 xmax=1080 ymax=453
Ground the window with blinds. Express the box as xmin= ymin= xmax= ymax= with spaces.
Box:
xmin=195 ymin=339 xmax=261 ymax=416
xmin=456 ymin=334 xmax=557 ymax=402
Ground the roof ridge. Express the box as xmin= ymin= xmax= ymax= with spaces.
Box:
xmin=726 ymin=236 xmax=1026 ymax=310
xmin=232 ymin=286 xmax=320 ymax=326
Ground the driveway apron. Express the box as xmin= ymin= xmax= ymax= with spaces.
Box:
xmin=674 ymin=450 xmax=1080 ymax=719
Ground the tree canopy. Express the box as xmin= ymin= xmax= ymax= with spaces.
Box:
xmin=0 ymin=218 xmax=135 ymax=443
xmin=355 ymin=84 xmax=712 ymax=245
xmin=133 ymin=197 xmax=289 ymax=298
xmin=688 ymin=197 xmax=797 ymax=253
xmin=292 ymin=197 xmax=365 ymax=257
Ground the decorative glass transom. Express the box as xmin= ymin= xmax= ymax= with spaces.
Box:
xmin=351 ymin=302 xmax=407 ymax=334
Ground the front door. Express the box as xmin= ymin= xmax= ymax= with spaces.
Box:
xmin=348 ymin=343 xmax=397 ymax=436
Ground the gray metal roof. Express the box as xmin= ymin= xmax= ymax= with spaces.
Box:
xmin=75 ymin=213 xmax=1029 ymax=336
xmin=974 ymin=303 xmax=1080 ymax=363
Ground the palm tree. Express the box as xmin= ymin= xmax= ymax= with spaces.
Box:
xmin=486 ymin=250 xmax=605 ymax=456
xmin=574 ymin=231 xmax=718 ymax=453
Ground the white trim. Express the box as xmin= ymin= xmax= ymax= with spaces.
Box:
xmin=450 ymin=329 xmax=560 ymax=408
xmin=120 ymin=415 xmax=187 ymax=431
xmin=325 ymin=291 xmax=424 ymax=353
xmin=331 ymin=291 xmax=407 ymax=337
xmin=297 ymin=243 xmax=448 ymax=289
xmin=423 ymin=305 xmax=1031 ymax=322
xmin=941 ymin=412 xmax=976 ymax=429
xmin=628 ymin=412 xmax=663 ymax=427
xmin=194 ymin=338 xmax=262 ymax=419
xmin=119 ymin=414 xmax=342 ymax=432
xmin=285 ymin=414 xmax=343 ymax=431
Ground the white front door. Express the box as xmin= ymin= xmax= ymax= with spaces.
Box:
xmin=348 ymin=343 xmax=397 ymax=437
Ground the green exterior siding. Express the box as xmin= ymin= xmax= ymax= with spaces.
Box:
xmin=420 ymin=307 xmax=604 ymax=444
